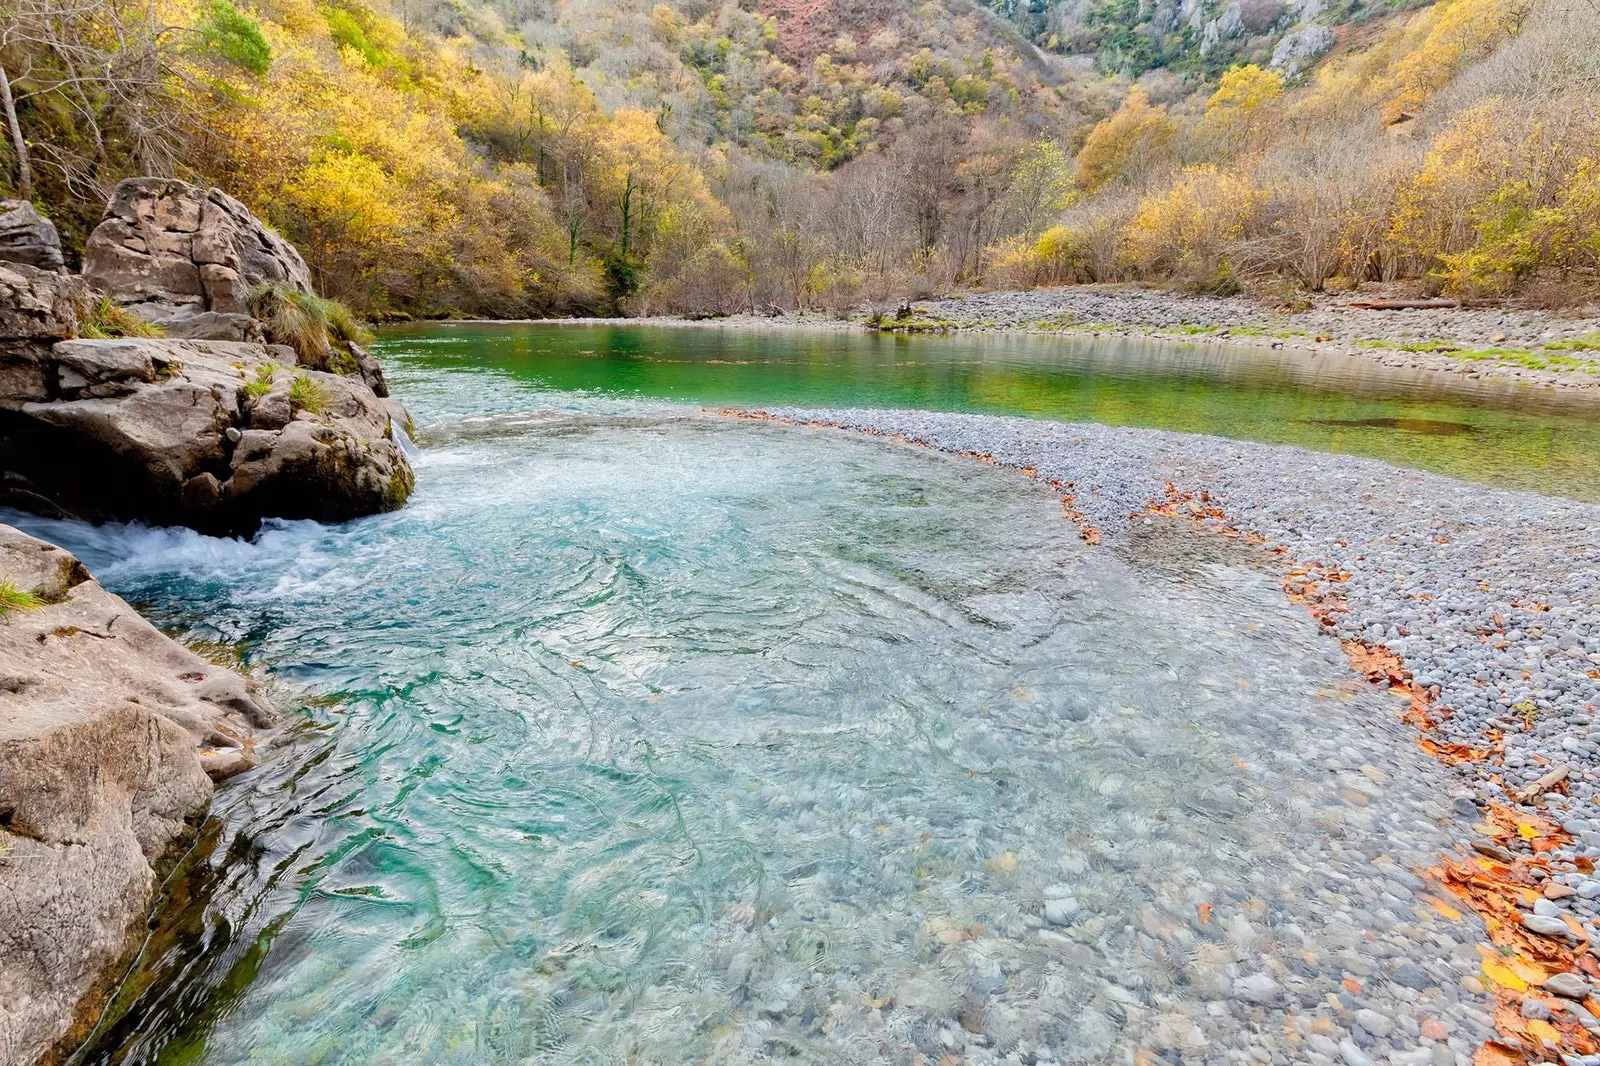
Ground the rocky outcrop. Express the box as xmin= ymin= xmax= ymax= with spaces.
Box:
xmin=0 ymin=525 xmax=270 ymax=1065
xmin=0 ymin=263 xmax=91 ymax=344
xmin=82 ymin=179 xmax=313 ymax=343
xmin=0 ymin=202 xmax=65 ymax=272
xmin=0 ymin=248 xmax=413 ymax=536
xmin=1270 ymin=24 xmax=1335 ymax=77
xmin=0 ymin=336 xmax=414 ymax=534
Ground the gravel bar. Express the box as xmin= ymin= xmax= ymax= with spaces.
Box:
xmin=755 ymin=404 xmax=1600 ymax=1065
xmin=904 ymin=287 xmax=1600 ymax=391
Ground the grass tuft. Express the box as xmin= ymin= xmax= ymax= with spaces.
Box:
xmin=78 ymin=297 xmax=164 ymax=340
xmin=289 ymin=372 xmax=331 ymax=415
xmin=243 ymin=362 xmax=279 ymax=400
xmin=0 ymin=581 xmax=43 ymax=618
xmin=248 ymin=282 xmax=371 ymax=372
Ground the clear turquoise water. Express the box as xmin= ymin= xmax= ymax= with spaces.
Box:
xmin=26 ymin=340 xmax=1503 ymax=1064
xmin=374 ymin=322 xmax=1600 ymax=501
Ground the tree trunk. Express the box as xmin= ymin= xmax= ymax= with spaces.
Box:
xmin=0 ymin=65 xmax=31 ymax=201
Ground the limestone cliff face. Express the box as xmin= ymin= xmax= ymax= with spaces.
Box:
xmin=0 ymin=525 xmax=271 ymax=1065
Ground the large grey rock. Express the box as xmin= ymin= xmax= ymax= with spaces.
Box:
xmin=0 ymin=261 xmax=92 ymax=343
xmin=0 ymin=525 xmax=269 ymax=1066
xmin=0 ymin=338 xmax=414 ymax=534
xmin=82 ymin=178 xmax=311 ymax=339
xmin=0 ymin=201 xmax=65 ymax=271
xmin=1270 ymin=24 xmax=1335 ymax=77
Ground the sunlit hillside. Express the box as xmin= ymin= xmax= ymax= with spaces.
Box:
xmin=2 ymin=0 xmax=1597 ymax=315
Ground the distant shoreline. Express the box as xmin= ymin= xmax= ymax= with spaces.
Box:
xmin=391 ymin=285 xmax=1600 ymax=392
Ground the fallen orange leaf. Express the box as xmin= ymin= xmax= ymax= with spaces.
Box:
xmin=1482 ymin=957 xmax=1529 ymax=992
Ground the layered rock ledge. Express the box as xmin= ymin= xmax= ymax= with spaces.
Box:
xmin=83 ymin=178 xmax=312 ymax=343
xmin=0 ymin=524 xmax=270 ymax=1065
xmin=0 ymin=181 xmax=413 ymax=536
xmin=0 ymin=326 xmax=414 ymax=535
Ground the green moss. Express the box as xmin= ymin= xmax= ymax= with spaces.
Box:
xmin=386 ymin=464 xmax=415 ymax=508
xmin=1543 ymin=335 xmax=1600 ymax=352
xmin=874 ymin=316 xmax=955 ymax=333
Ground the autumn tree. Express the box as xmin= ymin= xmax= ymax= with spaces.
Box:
xmin=1073 ymin=86 xmax=1177 ymax=194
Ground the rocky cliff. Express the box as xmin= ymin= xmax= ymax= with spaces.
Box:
xmin=0 ymin=525 xmax=270 ymax=1065
xmin=0 ymin=181 xmax=414 ymax=536
xmin=82 ymin=179 xmax=313 ymax=343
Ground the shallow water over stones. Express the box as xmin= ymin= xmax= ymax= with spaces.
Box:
xmin=37 ymin=387 xmax=1497 ymax=1064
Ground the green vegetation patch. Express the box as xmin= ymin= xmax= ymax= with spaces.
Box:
xmin=289 ymin=372 xmax=332 ymax=415
xmin=78 ymin=297 xmax=164 ymax=340
xmin=0 ymin=581 xmax=43 ymax=618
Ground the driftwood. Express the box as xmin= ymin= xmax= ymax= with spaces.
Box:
xmin=1511 ymin=763 xmax=1572 ymax=804
xmin=1344 ymin=298 xmax=1500 ymax=310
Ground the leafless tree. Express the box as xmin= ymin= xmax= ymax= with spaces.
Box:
xmin=1 ymin=0 xmax=191 ymax=200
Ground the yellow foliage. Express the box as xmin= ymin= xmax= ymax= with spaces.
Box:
xmin=1074 ymin=87 xmax=1177 ymax=194
xmin=1123 ymin=166 xmax=1260 ymax=289
xmin=1384 ymin=0 xmax=1523 ymax=123
xmin=1390 ymin=95 xmax=1600 ymax=295
xmin=1286 ymin=0 xmax=1524 ymax=125
xmin=1197 ymin=65 xmax=1284 ymax=147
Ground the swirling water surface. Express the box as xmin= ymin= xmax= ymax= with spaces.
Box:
xmin=19 ymin=357 xmax=1489 ymax=1064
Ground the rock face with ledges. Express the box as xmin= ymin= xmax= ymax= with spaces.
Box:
xmin=0 ymin=525 xmax=270 ymax=1066
xmin=0 ymin=336 xmax=414 ymax=534
xmin=82 ymin=178 xmax=314 ymax=342
xmin=0 ymin=258 xmax=414 ymax=535
xmin=0 ymin=201 xmax=66 ymax=272
xmin=0 ymin=262 xmax=91 ymax=343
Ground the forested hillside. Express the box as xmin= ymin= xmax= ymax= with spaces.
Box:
xmin=2 ymin=0 xmax=1597 ymax=317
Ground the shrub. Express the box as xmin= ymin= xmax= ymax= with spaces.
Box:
xmin=288 ymin=372 xmax=331 ymax=415
xmin=197 ymin=0 xmax=272 ymax=76
xmin=1123 ymin=166 xmax=1261 ymax=291
xmin=1075 ymin=87 xmax=1178 ymax=195
xmin=78 ymin=297 xmax=164 ymax=340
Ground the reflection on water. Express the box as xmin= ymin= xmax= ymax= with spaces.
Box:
xmin=32 ymin=379 xmax=1489 ymax=1064
xmin=375 ymin=322 xmax=1600 ymax=500
xmin=1302 ymin=417 xmax=1480 ymax=436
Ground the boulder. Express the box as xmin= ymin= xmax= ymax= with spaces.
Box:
xmin=82 ymin=178 xmax=312 ymax=342
xmin=1270 ymin=24 xmax=1335 ymax=77
xmin=0 ymin=260 xmax=92 ymax=343
xmin=0 ymin=201 xmax=66 ymax=271
xmin=0 ymin=338 xmax=414 ymax=535
xmin=0 ymin=525 xmax=269 ymax=1065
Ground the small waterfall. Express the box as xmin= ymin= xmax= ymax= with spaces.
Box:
xmin=393 ymin=420 xmax=421 ymax=460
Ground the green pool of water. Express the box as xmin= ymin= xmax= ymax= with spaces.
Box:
xmin=376 ymin=322 xmax=1600 ymax=500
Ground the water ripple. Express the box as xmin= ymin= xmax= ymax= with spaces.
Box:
xmin=37 ymin=403 xmax=1489 ymax=1065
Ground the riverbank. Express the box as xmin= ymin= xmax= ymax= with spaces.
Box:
xmin=0 ymin=524 xmax=270 ymax=1065
xmin=601 ymin=285 xmax=1600 ymax=392
xmin=900 ymin=287 xmax=1600 ymax=391
xmin=739 ymin=404 xmax=1600 ymax=1066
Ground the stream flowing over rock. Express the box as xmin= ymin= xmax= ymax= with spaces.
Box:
xmin=83 ymin=178 xmax=313 ymax=343
xmin=0 ymin=525 xmax=270 ymax=1066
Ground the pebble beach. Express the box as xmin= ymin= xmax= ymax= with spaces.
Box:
xmin=747 ymin=404 xmax=1600 ymax=1066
